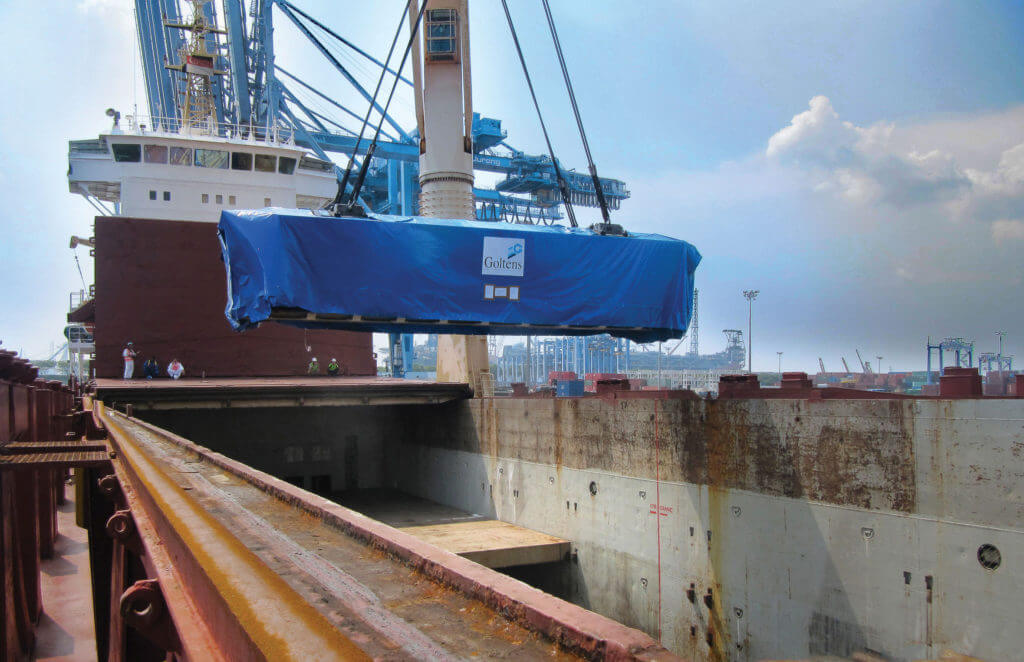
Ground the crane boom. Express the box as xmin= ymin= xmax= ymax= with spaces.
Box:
xmin=856 ymin=349 xmax=873 ymax=374
xmin=841 ymin=357 xmax=850 ymax=373
xmin=818 ymin=357 xmax=826 ymax=374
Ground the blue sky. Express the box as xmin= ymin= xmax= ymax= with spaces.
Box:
xmin=2 ymin=1 xmax=1024 ymax=372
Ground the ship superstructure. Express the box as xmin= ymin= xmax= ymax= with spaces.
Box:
xmin=65 ymin=0 xmax=372 ymax=379
xmin=69 ymin=0 xmax=335 ymax=221
xmin=68 ymin=126 xmax=335 ymax=222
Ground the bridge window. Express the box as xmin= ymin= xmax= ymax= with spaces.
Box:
xmin=229 ymin=195 xmax=236 ymax=205
xmin=216 ymin=194 xmax=223 ymax=204
xmin=111 ymin=143 xmax=141 ymax=162
xmin=144 ymin=144 xmax=168 ymax=164
xmin=149 ymin=190 xmax=156 ymax=200
xmin=278 ymin=156 xmax=296 ymax=175
xmin=202 ymin=193 xmax=209 ymax=203
xmin=426 ymin=9 xmax=457 ymax=61
xmin=195 ymin=148 xmax=229 ymax=169
xmin=254 ymin=154 xmax=276 ymax=173
xmin=231 ymin=152 xmax=253 ymax=171
xmin=163 ymin=191 xmax=170 ymax=201
xmin=169 ymin=146 xmax=192 ymax=166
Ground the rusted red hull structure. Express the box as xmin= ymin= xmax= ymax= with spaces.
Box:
xmin=0 ymin=349 xmax=95 ymax=660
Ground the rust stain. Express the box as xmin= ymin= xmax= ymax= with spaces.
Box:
xmin=552 ymin=399 xmax=564 ymax=472
xmin=704 ymin=485 xmax=729 ymax=662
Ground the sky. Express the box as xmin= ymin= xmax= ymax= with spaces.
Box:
xmin=2 ymin=0 xmax=1024 ymax=373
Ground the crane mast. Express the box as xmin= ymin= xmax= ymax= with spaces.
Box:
xmin=411 ymin=0 xmax=489 ymax=388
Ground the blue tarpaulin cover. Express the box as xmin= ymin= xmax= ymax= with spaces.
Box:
xmin=218 ymin=209 xmax=701 ymax=343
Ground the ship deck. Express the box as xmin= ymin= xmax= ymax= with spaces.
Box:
xmin=92 ymin=376 xmax=472 ymax=409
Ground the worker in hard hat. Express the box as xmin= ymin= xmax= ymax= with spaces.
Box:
xmin=327 ymin=357 xmax=340 ymax=376
xmin=143 ymin=356 xmax=160 ymax=379
xmin=308 ymin=357 xmax=320 ymax=375
xmin=122 ymin=342 xmax=137 ymax=379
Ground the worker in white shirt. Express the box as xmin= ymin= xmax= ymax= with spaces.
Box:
xmin=122 ymin=342 xmax=137 ymax=379
xmin=167 ymin=358 xmax=185 ymax=380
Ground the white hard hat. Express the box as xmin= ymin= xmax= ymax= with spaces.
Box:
xmin=331 ymin=357 xmax=337 ymax=361
xmin=312 ymin=357 xmax=317 ymax=361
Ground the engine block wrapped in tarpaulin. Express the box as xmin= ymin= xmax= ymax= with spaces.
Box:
xmin=218 ymin=209 xmax=701 ymax=343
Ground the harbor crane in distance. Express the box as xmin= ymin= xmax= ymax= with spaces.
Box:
xmin=841 ymin=357 xmax=851 ymax=373
xmin=856 ymin=349 xmax=871 ymax=374
xmin=818 ymin=357 xmax=826 ymax=374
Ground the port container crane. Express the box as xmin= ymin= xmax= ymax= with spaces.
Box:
xmin=131 ymin=0 xmax=630 ymax=223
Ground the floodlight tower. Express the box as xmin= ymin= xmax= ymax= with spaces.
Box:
xmin=411 ymin=0 xmax=489 ymax=387
xmin=743 ymin=290 xmax=759 ymax=373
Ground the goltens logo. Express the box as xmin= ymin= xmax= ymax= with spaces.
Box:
xmin=481 ymin=237 xmax=525 ymax=277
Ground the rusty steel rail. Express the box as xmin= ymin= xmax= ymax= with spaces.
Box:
xmin=96 ymin=401 xmax=369 ymax=661
xmin=0 ymin=351 xmax=81 ymax=661
xmin=93 ymin=403 xmax=679 ymax=661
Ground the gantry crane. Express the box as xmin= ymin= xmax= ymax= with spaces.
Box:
xmin=132 ymin=0 xmax=630 ymax=222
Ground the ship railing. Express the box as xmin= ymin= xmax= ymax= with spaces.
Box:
xmin=69 ymin=288 xmax=94 ymax=312
xmin=120 ymin=114 xmax=297 ymax=146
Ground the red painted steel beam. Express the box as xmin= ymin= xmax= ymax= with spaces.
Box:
xmin=116 ymin=411 xmax=680 ymax=661
xmin=97 ymin=402 xmax=370 ymax=662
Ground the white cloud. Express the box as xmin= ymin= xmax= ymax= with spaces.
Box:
xmin=766 ymin=95 xmax=856 ymax=164
xmin=75 ymin=0 xmax=134 ymax=32
xmin=991 ymin=219 xmax=1024 ymax=242
xmin=767 ymin=96 xmax=971 ymax=208
xmin=631 ymin=97 xmax=1024 ymax=370
xmin=968 ymin=143 xmax=1024 ymax=199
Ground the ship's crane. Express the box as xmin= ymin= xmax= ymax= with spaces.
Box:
xmin=131 ymin=0 xmax=630 ymax=223
xmin=818 ymin=357 xmax=826 ymax=374
xmin=841 ymin=357 xmax=851 ymax=373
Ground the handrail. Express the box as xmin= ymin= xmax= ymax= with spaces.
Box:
xmin=112 ymin=114 xmax=299 ymax=147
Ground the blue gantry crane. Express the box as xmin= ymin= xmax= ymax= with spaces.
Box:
xmin=133 ymin=0 xmax=630 ymax=223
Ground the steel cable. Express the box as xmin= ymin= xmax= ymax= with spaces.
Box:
xmin=500 ymin=0 xmax=578 ymax=228
xmin=344 ymin=1 xmax=429 ymax=209
xmin=331 ymin=3 xmax=410 ymax=210
xmin=541 ymin=0 xmax=611 ymax=224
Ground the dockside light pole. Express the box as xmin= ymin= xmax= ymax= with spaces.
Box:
xmin=777 ymin=351 xmax=783 ymax=377
xmin=743 ymin=290 xmax=759 ymax=373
